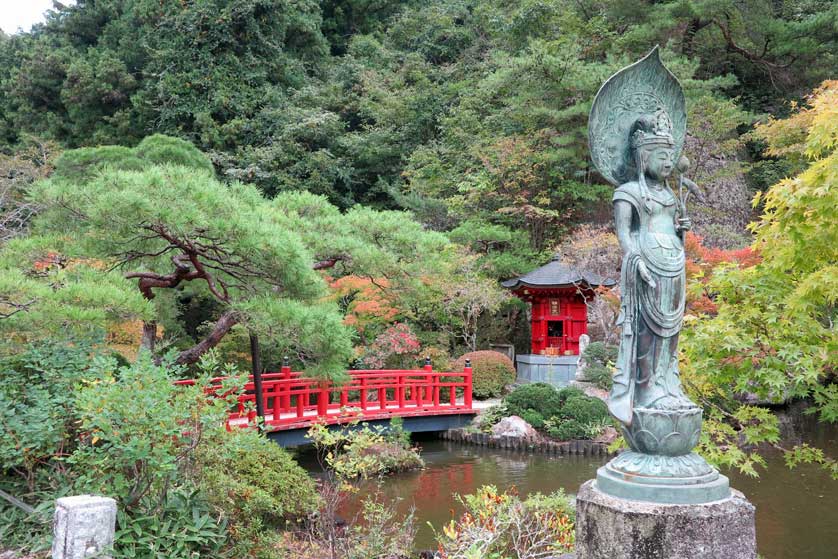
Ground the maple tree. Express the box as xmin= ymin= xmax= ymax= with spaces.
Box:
xmin=681 ymin=81 xmax=838 ymax=478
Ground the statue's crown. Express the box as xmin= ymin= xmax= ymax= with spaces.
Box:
xmin=630 ymin=110 xmax=675 ymax=150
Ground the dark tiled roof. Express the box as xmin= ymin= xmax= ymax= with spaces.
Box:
xmin=501 ymin=256 xmax=617 ymax=289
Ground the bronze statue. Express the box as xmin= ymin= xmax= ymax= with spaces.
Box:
xmin=588 ymin=47 xmax=730 ymax=504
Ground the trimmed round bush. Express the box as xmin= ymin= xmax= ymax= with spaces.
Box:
xmin=519 ymin=409 xmax=546 ymax=429
xmin=135 ymin=134 xmax=215 ymax=174
xmin=505 ymin=383 xmax=612 ymax=441
xmin=454 ymin=350 xmax=516 ymax=399
xmin=556 ymin=386 xmax=586 ymax=404
xmin=583 ymin=341 xmax=618 ymax=366
xmin=504 ymin=382 xmax=564 ymax=419
xmin=197 ymin=427 xmax=319 ymax=521
xmin=547 ymin=419 xmax=587 ymax=441
xmin=558 ymin=394 xmax=609 ymax=424
xmin=582 ymin=362 xmax=613 ymax=390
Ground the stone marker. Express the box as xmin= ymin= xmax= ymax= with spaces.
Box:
xmin=575 ymin=333 xmax=590 ymax=381
xmin=52 ymin=495 xmax=117 ymax=559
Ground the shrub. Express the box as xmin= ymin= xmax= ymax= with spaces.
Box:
xmin=581 ymin=341 xmax=618 ymax=390
xmin=361 ymin=323 xmax=422 ymax=369
xmin=435 ymin=485 xmax=574 ymax=557
xmin=68 ymin=354 xmax=237 ymax=511
xmin=0 ymin=339 xmax=103 ymax=493
xmin=504 ymin=382 xmax=564 ymax=419
xmin=583 ymin=362 xmax=614 ymax=390
xmin=544 ymin=395 xmax=610 ymax=441
xmin=306 ymin=421 xmax=424 ymax=479
xmin=475 ymin=403 xmax=509 ymax=432
xmin=277 ymin=495 xmax=417 ymax=559
xmin=195 ymin=427 xmax=320 ymax=558
xmin=583 ymin=341 xmax=618 ymax=366
xmin=557 ymin=386 xmax=586 ymax=403
xmin=558 ymin=394 xmax=609 ymax=425
xmin=423 ymin=345 xmax=455 ymax=371
xmin=505 ymin=383 xmax=611 ymax=441
xmin=0 ymin=347 xmax=247 ymax=556
xmin=340 ymin=498 xmax=417 ymax=559
xmin=519 ymin=409 xmax=546 ymax=430
xmin=454 ymin=350 xmax=516 ymax=399
xmin=113 ymin=488 xmax=227 ymax=559
xmin=546 ymin=418 xmax=587 ymax=441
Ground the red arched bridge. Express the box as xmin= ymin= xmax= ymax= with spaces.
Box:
xmin=176 ymin=360 xmax=477 ymax=446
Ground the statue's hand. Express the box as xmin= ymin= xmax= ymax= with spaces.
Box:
xmin=638 ymin=260 xmax=657 ymax=289
xmin=677 ymin=217 xmax=692 ymax=232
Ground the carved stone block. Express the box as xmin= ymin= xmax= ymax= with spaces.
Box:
xmin=575 ymin=480 xmax=756 ymax=559
xmin=52 ymin=495 xmax=117 ymax=559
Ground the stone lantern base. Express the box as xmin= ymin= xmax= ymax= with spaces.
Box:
xmin=574 ymin=480 xmax=756 ymax=559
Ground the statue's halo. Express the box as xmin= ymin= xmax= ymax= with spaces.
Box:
xmin=588 ymin=46 xmax=687 ymax=186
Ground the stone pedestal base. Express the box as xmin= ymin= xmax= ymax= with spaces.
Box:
xmin=575 ymin=480 xmax=756 ymax=559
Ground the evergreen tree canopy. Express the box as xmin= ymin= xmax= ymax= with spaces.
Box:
xmin=1 ymin=136 xmax=452 ymax=377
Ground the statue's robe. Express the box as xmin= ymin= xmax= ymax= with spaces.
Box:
xmin=610 ymin=181 xmax=686 ymax=425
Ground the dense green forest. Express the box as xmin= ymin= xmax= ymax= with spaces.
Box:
xmin=2 ymin=0 xmax=836 ymax=232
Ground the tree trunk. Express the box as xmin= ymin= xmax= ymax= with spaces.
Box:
xmin=140 ymin=320 xmax=157 ymax=353
xmin=175 ymin=310 xmax=241 ymax=365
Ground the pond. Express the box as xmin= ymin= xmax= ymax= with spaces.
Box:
xmin=299 ymin=409 xmax=838 ymax=559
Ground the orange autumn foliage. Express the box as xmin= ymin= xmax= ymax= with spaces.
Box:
xmin=684 ymin=232 xmax=761 ymax=315
xmin=327 ymin=275 xmax=401 ymax=335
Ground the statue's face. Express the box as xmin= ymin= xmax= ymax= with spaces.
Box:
xmin=644 ymin=147 xmax=675 ymax=180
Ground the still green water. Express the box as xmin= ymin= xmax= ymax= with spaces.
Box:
xmin=301 ymin=412 xmax=838 ymax=558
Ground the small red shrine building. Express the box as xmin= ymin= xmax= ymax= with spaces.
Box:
xmin=502 ymin=256 xmax=615 ymax=356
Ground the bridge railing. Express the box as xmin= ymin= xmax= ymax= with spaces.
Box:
xmin=176 ymin=361 xmax=473 ymax=430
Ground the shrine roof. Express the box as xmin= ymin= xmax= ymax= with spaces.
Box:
xmin=500 ymin=256 xmax=617 ymax=290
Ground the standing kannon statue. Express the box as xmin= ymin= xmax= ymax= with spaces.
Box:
xmin=588 ymin=47 xmax=730 ymax=503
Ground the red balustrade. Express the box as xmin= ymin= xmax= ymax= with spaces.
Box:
xmin=175 ymin=362 xmax=474 ymax=431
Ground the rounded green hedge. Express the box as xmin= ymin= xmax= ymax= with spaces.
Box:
xmin=503 ymin=383 xmax=612 ymax=441
xmin=558 ymin=393 xmax=609 ymax=424
xmin=454 ymin=350 xmax=516 ymax=399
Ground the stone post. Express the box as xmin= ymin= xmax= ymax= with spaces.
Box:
xmin=52 ymin=495 xmax=117 ymax=559
xmin=575 ymin=333 xmax=590 ymax=381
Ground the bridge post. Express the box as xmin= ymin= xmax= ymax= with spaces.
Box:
xmin=464 ymin=359 xmax=473 ymax=408
xmin=317 ymin=383 xmax=329 ymax=416
xmin=296 ymin=384 xmax=305 ymax=418
xmin=360 ymin=376 xmax=368 ymax=410
xmin=280 ymin=357 xmax=291 ymax=413
xmin=414 ymin=372 xmax=423 ymax=409
xmin=379 ymin=386 xmax=387 ymax=410
xmin=423 ymin=356 xmax=433 ymax=405
xmin=397 ymin=373 xmax=405 ymax=409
